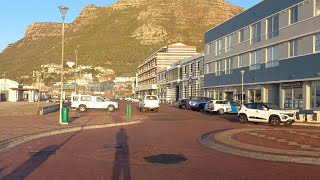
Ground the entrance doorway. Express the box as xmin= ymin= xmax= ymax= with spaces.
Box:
xmin=225 ymin=92 xmax=233 ymax=101
xmin=176 ymin=86 xmax=180 ymax=102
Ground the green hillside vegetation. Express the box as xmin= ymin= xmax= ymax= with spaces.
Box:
xmin=0 ymin=0 xmax=243 ymax=83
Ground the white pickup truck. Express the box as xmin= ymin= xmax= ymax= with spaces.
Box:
xmin=139 ymin=95 xmax=160 ymax=112
xmin=71 ymin=95 xmax=119 ymax=112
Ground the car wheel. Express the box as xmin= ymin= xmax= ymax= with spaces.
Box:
xmin=218 ymin=109 xmax=224 ymax=115
xmin=107 ymin=105 xmax=115 ymax=112
xmin=79 ymin=105 xmax=86 ymax=112
xmin=155 ymin=108 xmax=159 ymax=112
xmin=270 ymin=116 xmax=280 ymax=126
xmin=182 ymin=105 xmax=186 ymax=109
xmin=239 ymin=114 xmax=248 ymax=123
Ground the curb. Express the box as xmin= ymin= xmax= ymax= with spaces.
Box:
xmin=198 ymin=130 xmax=320 ymax=166
xmin=0 ymin=120 xmax=142 ymax=153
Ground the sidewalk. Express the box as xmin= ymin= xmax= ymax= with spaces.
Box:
xmin=0 ymin=109 xmax=128 ymax=142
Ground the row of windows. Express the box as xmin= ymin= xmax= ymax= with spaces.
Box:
xmin=205 ymin=33 xmax=320 ymax=75
xmin=205 ymin=1 xmax=320 ymax=55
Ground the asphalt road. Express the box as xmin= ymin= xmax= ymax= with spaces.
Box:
xmin=0 ymin=101 xmax=320 ymax=180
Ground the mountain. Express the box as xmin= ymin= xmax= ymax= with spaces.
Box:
xmin=0 ymin=0 xmax=243 ymax=81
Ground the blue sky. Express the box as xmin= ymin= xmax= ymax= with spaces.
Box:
xmin=0 ymin=0 xmax=261 ymax=52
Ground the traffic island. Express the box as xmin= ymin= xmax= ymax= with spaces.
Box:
xmin=199 ymin=128 xmax=320 ymax=166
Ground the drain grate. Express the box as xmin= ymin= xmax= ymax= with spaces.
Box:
xmin=29 ymin=150 xmax=56 ymax=157
xmin=102 ymin=144 xmax=122 ymax=149
xmin=144 ymin=154 xmax=187 ymax=164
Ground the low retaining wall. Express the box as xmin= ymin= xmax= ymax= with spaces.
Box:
xmin=39 ymin=103 xmax=71 ymax=115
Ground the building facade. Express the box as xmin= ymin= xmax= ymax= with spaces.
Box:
xmin=135 ymin=43 xmax=197 ymax=97
xmin=157 ymin=53 xmax=204 ymax=103
xmin=203 ymin=0 xmax=320 ymax=110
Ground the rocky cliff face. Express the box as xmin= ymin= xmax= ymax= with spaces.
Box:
xmin=0 ymin=0 xmax=243 ymax=79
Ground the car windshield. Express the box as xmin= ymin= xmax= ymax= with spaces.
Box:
xmin=265 ymin=103 xmax=279 ymax=110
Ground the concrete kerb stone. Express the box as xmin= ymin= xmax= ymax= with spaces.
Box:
xmin=198 ymin=131 xmax=320 ymax=166
xmin=0 ymin=120 xmax=143 ymax=153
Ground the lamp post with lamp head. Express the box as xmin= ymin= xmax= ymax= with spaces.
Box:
xmin=240 ymin=70 xmax=245 ymax=105
xmin=58 ymin=6 xmax=68 ymax=124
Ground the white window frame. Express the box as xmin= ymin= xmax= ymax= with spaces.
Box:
xmin=217 ymin=38 xmax=223 ymax=55
xmin=267 ymin=14 xmax=279 ymax=39
xmin=266 ymin=45 xmax=280 ymax=68
xmin=225 ymin=58 xmax=232 ymax=74
xmin=238 ymin=54 xmax=245 ymax=67
xmin=225 ymin=34 xmax=233 ymax=52
xmin=315 ymin=33 xmax=320 ymax=52
xmin=251 ymin=22 xmax=262 ymax=44
xmin=316 ymin=0 xmax=320 ymax=16
xmin=289 ymin=39 xmax=299 ymax=57
xmin=239 ymin=29 xmax=245 ymax=43
xmin=250 ymin=50 xmax=261 ymax=70
xmin=290 ymin=6 xmax=299 ymax=25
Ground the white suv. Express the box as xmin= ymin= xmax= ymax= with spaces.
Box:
xmin=238 ymin=102 xmax=295 ymax=126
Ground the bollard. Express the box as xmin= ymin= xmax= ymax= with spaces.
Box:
xmin=128 ymin=104 xmax=132 ymax=119
xmin=61 ymin=107 xmax=69 ymax=124
xmin=126 ymin=104 xmax=132 ymax=119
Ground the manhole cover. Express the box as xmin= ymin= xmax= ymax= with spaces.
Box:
xmin=102 ymin=144 xmax=122 ymax=149
xmin=29 ymin=150 xmax=56 ymax=157
xmin=144 ymin=154 xmax=187 ymax=164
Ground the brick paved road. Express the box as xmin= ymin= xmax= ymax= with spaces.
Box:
xmin=1 ymin=101 xmax=320 ymax=179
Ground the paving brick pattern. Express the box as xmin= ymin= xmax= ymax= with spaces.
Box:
xmin=211 ymin=128 xmax=320 ymax=157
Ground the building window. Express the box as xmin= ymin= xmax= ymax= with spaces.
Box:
xmin=239 ymin=29 xmax=245 ymax=43
xmin=266 ymin=45 xmax=279 ymax=68
xmin=216 ymin=60 xmax=225 ymax=76
xmin=316 ymin=0 xmax=320 ymax=16
xmin=290 ymin=6 xmax=299 ymax=24
xmin=239 ymin=54 xmax=245 ymax=67
xmin=217 ymin=38 xmax=223 ymax=55
xmin=251 ymin=22 xmax=261 ymax=44
xmin=225 ymin=58 xmax=232 ymax=74
xmin=312 ymin=81 xmax=320 ymax=109
xmin=267 ymin=14 xmax=279 ymax=39
xmin=184 ymin=66 xmax=188 ymax=73
xmin=225 ymin=34 xmax=233 ymax=52
xmin=289 ymin=39 xmax=299 ymax=57
xmin=250 ymin=50 xmax=261 ymax=70
xmin=315 ymin=33 xmax=320 ymax=52
xmin=197 ymin=61 xmax=200 ymax=71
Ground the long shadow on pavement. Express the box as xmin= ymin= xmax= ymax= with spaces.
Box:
xmin=1 ymin=129 xmax=81 ymax=180
xmin=111 ymin=128 xmax=131 ymax=180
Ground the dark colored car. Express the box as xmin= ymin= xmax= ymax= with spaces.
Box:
xmin=178 ymin=99 xmax=187 ymax=109
xmin=189 ymin=97 xmax=210 ymax=111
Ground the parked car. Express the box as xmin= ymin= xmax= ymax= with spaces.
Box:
xmin=131 ymin=98 xmax=140 ymax=102
xmin=125 ymin=97 xmax=132 ymax=101
xmin=71 ymin=95 xmax=119 ymax=112
xmin=139 ymin=95 xmax=160 ymax=112
xmin=205 ymin=100 xmax=241 ymax=115
xmin=189 ymin=97 xmax=210 ymax=111
xmin=238 ymin=102 xmax=295 ymax=126
xmin=178 ymin=99 xmax=187 ymax=109
xmin=192 ymin=101 xmax=207 ymax=111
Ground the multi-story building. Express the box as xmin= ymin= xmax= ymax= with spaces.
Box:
xmin=180 ymin=53 xmax=204 ymax=99
xmin=136 ymin=43 xmax=197 ymax=97
xmin=157 ymin=53 xmax=204 ymax=103
xmin=203 ymin=0 xmax=320 ymax=110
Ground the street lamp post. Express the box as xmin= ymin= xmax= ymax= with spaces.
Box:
xmin=240 ymin=70 xmax=245 ymax=105
xmin=74 ymin=49 xmax=78 ymax=93
xmin=59 ymin=6 xmax=68 ymax=124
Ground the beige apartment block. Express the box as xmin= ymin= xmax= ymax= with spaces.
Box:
xmin=135 ymin=43 xmax=197 ymax=97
